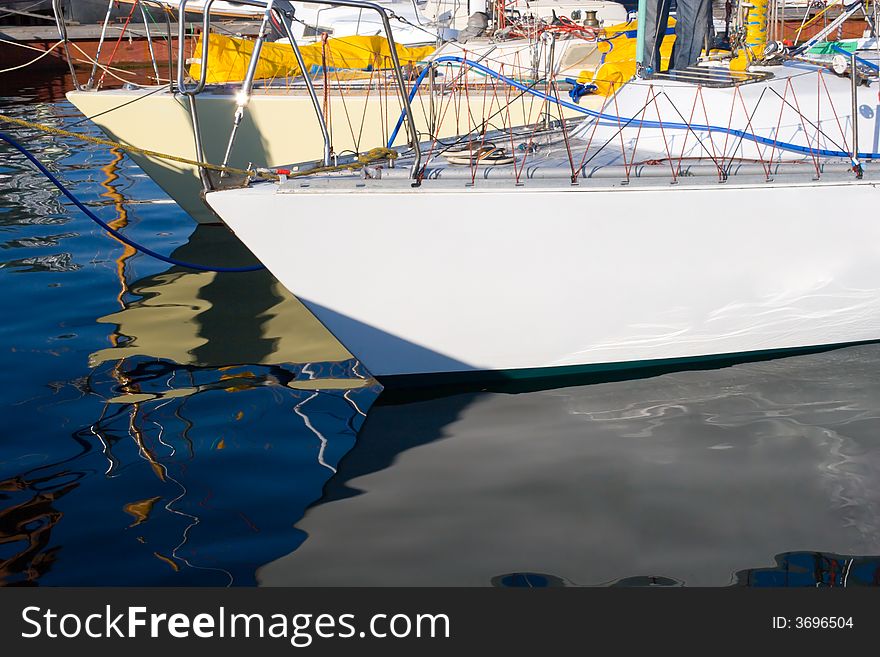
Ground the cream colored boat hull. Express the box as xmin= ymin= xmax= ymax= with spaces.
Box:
xmin=66 ymin=87 xmax=597 ymax=223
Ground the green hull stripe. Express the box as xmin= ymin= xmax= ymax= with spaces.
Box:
xmin=376 ymin=339 xmax=880 ymax=398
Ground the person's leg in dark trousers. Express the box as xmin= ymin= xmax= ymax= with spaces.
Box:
xmin=670 ymin=0 xmax=712 ymax=70
xmin=643 ymin=0 xmax=672 ymax=74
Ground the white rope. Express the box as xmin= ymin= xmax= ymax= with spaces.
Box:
xmin=0 ymin=35 xmax=60 ymax=53
xmin=0 ymin=35 xmax=136 ymax=81
xmin=0 ymin=39 xmax=65 ymax=74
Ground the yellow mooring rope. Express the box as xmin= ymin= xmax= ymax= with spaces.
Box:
xmin=0 ymin=113 xmax=399 ymax=181
xmin=0 ymin=112 xmax=275 ymax=180
xmin=287 ymin=147 xmax=398 ymax=178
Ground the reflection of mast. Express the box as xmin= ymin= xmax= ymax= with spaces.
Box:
xmin=96 ymin=146 xmax=161 ymax=477
xmin=98 ymin=148 xmax=176 ymax=571
xmin=99 ymin=146 xmax=137 ymax=315
xmin=98 ymin=147 xmax=146 ymax=469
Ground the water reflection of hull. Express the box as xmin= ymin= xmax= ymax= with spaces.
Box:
xmin=90 ymin=224 xmax=355 ymax=380
xmin=0 ymin=70 xmax=74 ymax=104
xmin=259 ymin=346 xmax=880 ymax=586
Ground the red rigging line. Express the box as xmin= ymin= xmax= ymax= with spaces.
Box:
xmin=498 ymin=13 xmax=602 ymax=41
xmin=611 ymin=82 xmax=629 ymax=176
xmin=696 ymin=85 xmax=724 ymax=177
xmin=575 ymin=81 xmax=619 ymax=180
xmin=552 ymin=76 xmax=578 ymax=180
xmin=719 ymin=82 xmax=741 ymax=174
xmin=97 ymin=0 xmax=140 ymax=89
xmin=627 ymin=84 xmax=651 ymax=178
xmin=676 ymin=82 xmax=706 ymax=175
xmin=819 ymin=69 xmax=851 ymax=158
xmin=785 ymin=77 xmax=822 ymax=175
xmin=734 ymin=85 xmax=772 ymax=178
xmin=650 ymin=85 xmax=678 ymax=182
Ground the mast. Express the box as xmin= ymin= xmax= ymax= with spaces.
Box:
xmin=635 ymin=0 xmax=648 ymax=77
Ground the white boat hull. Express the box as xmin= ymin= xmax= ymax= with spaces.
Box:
xmin=206 ymin=177 xmax=880 ymax=384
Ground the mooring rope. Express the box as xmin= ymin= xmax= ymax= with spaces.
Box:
xmin=0 ymin=130 xmax=266 ymax=273
xmin=0 ymin=39 xmax=65 ymax=74
xmin=0 ymin=113 xmax=399 ymax=179
xmin=0 ymin=112 xmax=277 ymax=180
xmin=0 ymin=116 xmax=400 ymax=272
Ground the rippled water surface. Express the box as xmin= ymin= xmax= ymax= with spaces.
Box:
xmin=2 ymin=72 xmax=880 ymax=587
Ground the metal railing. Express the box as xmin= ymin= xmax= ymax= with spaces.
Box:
xmin=50 ymin=0 xmax=422 ymax=181
xmin=175 ymin=0 xmax=421 ymax=180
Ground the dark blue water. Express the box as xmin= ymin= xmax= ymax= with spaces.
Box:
xmin=0 ymin=72 xmax=379 ymax=586
xmin=2 ymin=71 xmax=880 ymax=587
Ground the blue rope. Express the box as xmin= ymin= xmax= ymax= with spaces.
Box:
xmin=388 ymin=56 xmax=880 ymax=160
xmin=387 ymin=64 xmax=433 ymax=148
xmin=0 ymin=131 xmax=265 ymax=273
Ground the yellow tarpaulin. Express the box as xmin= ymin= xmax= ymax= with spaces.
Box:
xmin=189 ymin=33 xmax=436 ymax=84
xmin=579 ymin=20 xmax=677 ymax=96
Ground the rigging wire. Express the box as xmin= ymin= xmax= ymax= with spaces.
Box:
xmin=387 ymin=55 xmax=880 ymax=161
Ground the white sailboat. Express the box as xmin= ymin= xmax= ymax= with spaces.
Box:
xmin=204 ymin=0 xmax=880 ymax=387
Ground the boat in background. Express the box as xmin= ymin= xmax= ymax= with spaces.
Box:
xmin=110 ymin=0 xmax=629 ymax=42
